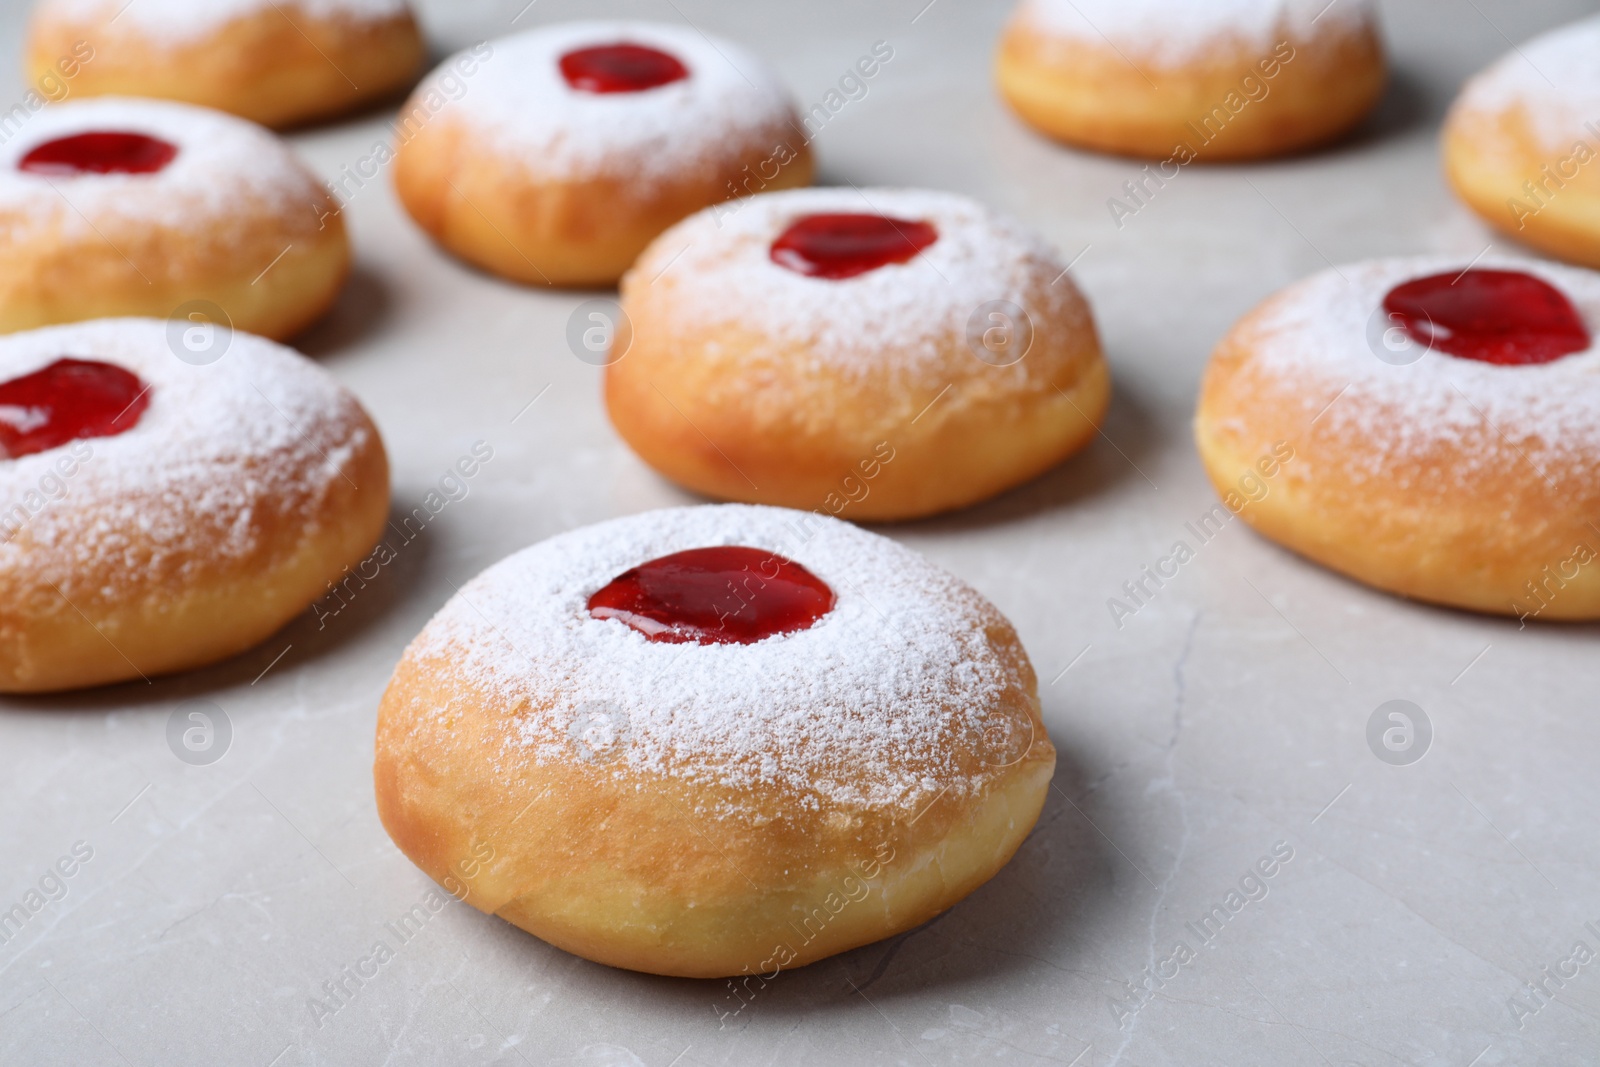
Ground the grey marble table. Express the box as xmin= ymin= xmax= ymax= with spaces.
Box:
xmin=2 ymin=1 xmax=1597 ymax=1064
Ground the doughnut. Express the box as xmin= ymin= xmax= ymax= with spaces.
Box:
xmin=606 ymin=187 xmax=1109 ymax=521
xmin=393 ymin=21 xmax=812 ymax=288
xmin=995 ymin=0 xmax=1387 ymax=161
xmin=1195 ymin=257 xmax=1600 ymax=620
xmin=374 ymin=504 xmax=1054 ymax=978
xmin=0 ymin=97 xmax=349 ymax=340
xmin=0 ymin=318 xmax=389 ymax=692
xmin=1444 ymin=15 xmax=1600 ymax=269
xmin=27 ymin=0 xmax=425 ymax=129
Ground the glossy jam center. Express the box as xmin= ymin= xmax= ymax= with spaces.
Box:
xmin=19 ymin=131 xmax=179 ymax=177
xmin=770 ymin=213 xmax=939 ymax=280
xmin=1383 ymin=269 xmax=1591 ymax=365
xmin=587 ymin=546 xmax=835 ymax=645
xmin=0 ymin=358 xmax=150 ymax=459
xmin=559 ymin=43 xmax=689 ymax=93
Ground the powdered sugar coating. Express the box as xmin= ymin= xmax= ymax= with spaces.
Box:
xmin=1228 ymin=256 xmax=1600 ymax=481
xmin=435 ymin=21 xmax=799 ymax=187
xmin=0 ymin=319 xmax=373 ymax=602
xmin=1013 ymin=0 xmax=1376 ymax=64
xmin=1452 ymin=14 xmax=1600 ymax=153
xmin=0 ymin=97 xmax=326 ymax=247
xmin=37 ymin=0 xmax=409 ymax=45
xmin=627 ymin=186 xmax=1085 ymax=382
xmin=405 ymin=505 xmax=1031 ymax=810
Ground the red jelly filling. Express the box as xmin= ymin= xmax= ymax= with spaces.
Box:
xmin=587 ymin=545 xmax=835 ymax=645
xmin=559 ymin=43 xmax=689 ymax=94
xmin=1383 ymin=269 xmax=1591 ymax=366
xmin=19 ymin=131 xmax=178 ymax=176
xmin=770 ymin=213 xmax=939 ymax=280
xmin=0 ymin=358 xmax=150 ymax=459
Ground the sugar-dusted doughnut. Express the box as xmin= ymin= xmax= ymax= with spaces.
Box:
xmin=0 ymin=97 xmax=348 ymax=339
xmin=0 ymin=319 xmax=389 ymax=692
xmin=393 ymin=21 xmax=812 ymax=287
xmin=1196 ymin=257 xmax=1600 ymax=619
xmin=607 ymin=187 xmax=1109 ymax=521
xmin=27 ymin=0 xmax=425 ymax=128
xmin=1444 ymin=15 xmax=1600 ymax=269
xmin=996 ymin=0 xmax=1386 ymax=161
xmin=374 ymin=504 xmax=1054 ymax=978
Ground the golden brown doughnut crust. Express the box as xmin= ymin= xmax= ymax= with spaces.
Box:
xmin=374 ymin=505 xmax=1056 ymax=978
xmin=1445 ymin=113 xmax=1600 ymax=270
xmin=1 ymin=446 xmax=388 ymax=691
xmin=393 ymin=118 xmax=812 ymax=289
xmin=0 ymin=320 xmax=391 ymax=691
xmin=1443 ymin=27 xmax=1600 ymax=271
xmin=392 ymin=23 xmax=813 ymax=288
xmin=607 ymin=316 xmax=1108 ymax=522
xmin=606 ymin=188 xmax=1109 ymax=521
xmin=0 ymin=97 xmax=349 ymax=341
xmin=27 ymin=2 xmax=425 ymax=129
xmin=376 ymin=657 xmax=1054 ymax=978
xmin=1195 ymin=258 xmax=1600 ymax=620
xmin=995 ymin=6 xmax=1386 ymax=161
xmin=0 ymin=199 xmax=349 ymax=342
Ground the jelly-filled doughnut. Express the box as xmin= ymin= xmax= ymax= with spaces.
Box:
xmin=27 ymin=0 xmax=425 ymax=128
xmin=1444 ymin=15 xmax=1600 ymax=269
xmin=393 ymin=21 xmax=812 ymax=287
xmin=0 ymin=98 xmax=348 ymax=339
xmin=995 ymin=0 xmax=1386 ymax=161
xmin=1195 ymin=258 xmax=1600 ymax=619
xmin=607 ymin=187 xmax=1109 ymax=521
xmin=0 ymin=319 xmax=389 ymax=692
xmin=374 ymin=504 xmax=1054 ymax=977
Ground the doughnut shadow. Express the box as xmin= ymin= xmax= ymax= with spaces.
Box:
xmin=1237 ymin=522 xmax=1600 ymax=637
xmin=503 ymin=741 xmax=1112 ymax=1020
xmin=218 ymin=499 xmax=439 ymax=671
xmin=902 ymin=376 xmax=1165 ymax=533
xmin=279 ymin=74 xmax=427 ymax=135
xmin=821 ymin=741 xmax=1111 ymax=999
xmin=294 ymin=264 xmax=393 ymax=360
xmin=1321 ymin=64 xmax=1436 ymax=155
xmin=1160 ymin=64 xmax=1432 ymax=166
xmin=0 ymin=501 xmax=432 ymax=714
